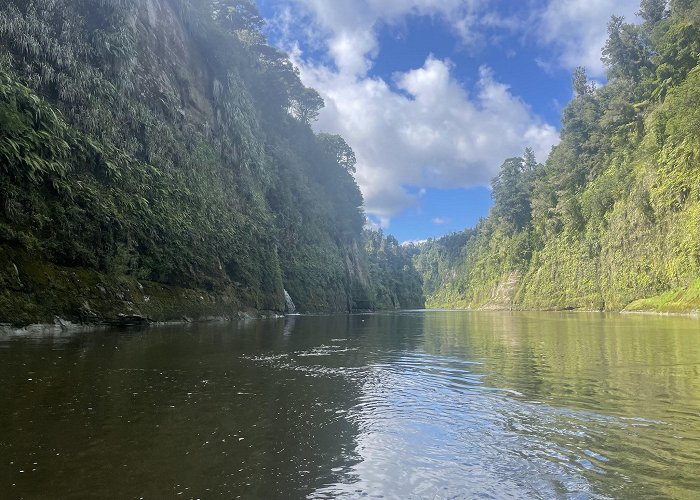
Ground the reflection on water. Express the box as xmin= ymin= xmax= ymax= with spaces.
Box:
xmin=0 ymin=312 xmax=699 ymax=498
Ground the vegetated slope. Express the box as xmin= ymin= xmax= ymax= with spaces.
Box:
xmin=363 ymin=230 xmax=425 ymax=310
xmin=412 ymin=230 xmax=474 ymax=306
xmin=0 ymin=0 xmax=420 ymax=326
xmin=415 ymin=0 xmax=700 ymax=314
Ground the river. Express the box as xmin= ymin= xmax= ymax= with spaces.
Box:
xmin=1 ymin=311 xmax=699 ymax=498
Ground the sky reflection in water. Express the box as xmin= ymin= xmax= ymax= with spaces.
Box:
xmin=1 ymin=311 xmax=699 ymax=499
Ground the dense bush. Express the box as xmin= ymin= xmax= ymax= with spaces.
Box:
xmin=416 ymin=0 xmax=700 ymax=313
xmin=0 ymin=0 xmax=370 ymax=314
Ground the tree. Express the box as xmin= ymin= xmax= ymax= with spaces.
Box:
xmin=289 ymin=87 xmax=324 ymax=124
xmin=524 ymin=147 xmax=538 ymax=173
xmin=638 ymin=0 xmax=669 ymax=24
xmin=572 ymin=67 xmax=595 ymax=97
xmin=602 ymin=16 xmax=652 ymax=80
xmin=249 ymin=45 xmax=324 ymax=124
xmin=670 ymin=0 xmax=698 ymax=16
xmin=318 ymin=133 xmax=357 ymax=173
xmin=212 ymin=0 xmax=264 ymax=34
xmin=491 ymin=152 xmax=535 ymax=231
xmin=652 ymin=19 xmax=700 ymax=101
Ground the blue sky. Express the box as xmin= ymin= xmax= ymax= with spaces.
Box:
xmin=256 ymin=0 xmax=641 ymax=242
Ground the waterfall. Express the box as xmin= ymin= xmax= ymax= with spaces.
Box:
xmin=283 ymin=289 xmax=297 ymax=314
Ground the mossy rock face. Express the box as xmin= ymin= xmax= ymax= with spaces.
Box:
xmin=0 ymin=245 xmax=262 ymax=327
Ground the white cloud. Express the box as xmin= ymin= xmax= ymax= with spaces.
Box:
xmin=298 ymin=56 xmax=558 ymax=218
xmin=268 ymin=0 xmax=561 ymax=220
xmin=537 ymin=0 xmax=641 ymax=76
xmin=278 ymin=0 xmax=484 ymax=76
xmin=432 ymin=217 xmax=450 ymax=225
xmin=364 ymin=219 xmax=382 ymax=232
xmin=401 ymin=239 xmax=428 ymax=247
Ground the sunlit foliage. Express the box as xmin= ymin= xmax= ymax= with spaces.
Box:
xmin=416 ymin=0 xmax=700 ymax=313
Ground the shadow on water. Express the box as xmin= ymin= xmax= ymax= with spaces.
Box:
xmin=0 ymin=314 xmax=423 ymax=498
xmin=0 ymin=311 xmax=698 ymax=498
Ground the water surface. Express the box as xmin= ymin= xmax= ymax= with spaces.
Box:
xmin=1 ymin=311 xmax=699 ymax=498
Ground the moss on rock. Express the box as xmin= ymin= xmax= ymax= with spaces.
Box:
xmin=0 ymin=245 xmax=259 ymax=327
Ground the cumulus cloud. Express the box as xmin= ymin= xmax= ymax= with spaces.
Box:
xmin=275 ymin=0 xmax=484 ymax=75
xmin=269 ymin=0 xmax=564 ymax=220
xmin=299 ymin=56 xmax=558 ymax=218
xmin=432 ymin=217 xmax=450 ymax=225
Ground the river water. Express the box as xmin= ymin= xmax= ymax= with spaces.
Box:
xmin=1 ymin=311 xmax=699 ymax=499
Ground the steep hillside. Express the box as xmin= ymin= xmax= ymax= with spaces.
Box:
xmin=363 ymin=230 xmax=424 ymax=310
xmin=0 ymin=0 xmax=406 ymax=325
xmin=416 ymin=0 xmax=700 ymax=315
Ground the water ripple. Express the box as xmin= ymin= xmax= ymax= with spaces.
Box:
xmin=311 ymin=353 xmax=653 ymax=499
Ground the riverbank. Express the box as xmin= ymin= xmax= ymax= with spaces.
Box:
xmin=427 ymin=293 xmax=700 ymax=318
xmin=0 ymin=312 xmax=278 ymax=338
xmin=0 ymin=246 xmax=278 ymax=329
xmin=622 ymin=280 xmax=700 ymax=317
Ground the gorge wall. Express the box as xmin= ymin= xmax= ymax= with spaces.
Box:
xmin=0 ymin=0 xmax=424 ymax=326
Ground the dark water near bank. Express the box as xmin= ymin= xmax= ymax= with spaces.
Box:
xmin=1 ymin=312 xmax=699 ymax=499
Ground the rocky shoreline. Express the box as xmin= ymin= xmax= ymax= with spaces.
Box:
xmin=1 ymin=246 xmax=285 ymax=330
xmin=0 ymin=310 xmax=283 ymax=338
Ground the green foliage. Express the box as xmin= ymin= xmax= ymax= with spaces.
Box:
xmin=413 ymin=230 xmax=474 ymax=299
xmin=572 ymin=67 xmax=596 ymax=97
xmin=363 ymin=230 xmax=425 ymax=310
xmin=491 ymin=151 xmax=540 ymax=231
xmin=626 ymin=279 xmax=700 ymax=313
xmin=318 ymin=133 xmax=357 ymax=173
xmin=602 ymin=16 xmax=653 ymax=81
xmin=0 ymin=0 xmax=384 ymax=321
xmin=639 ymin=0 xmax=669 ymax=25
xmin=416 ymin=1 xmax=700 ymax=314
xmin=0 ymin=72 xmax=73 ymax=185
